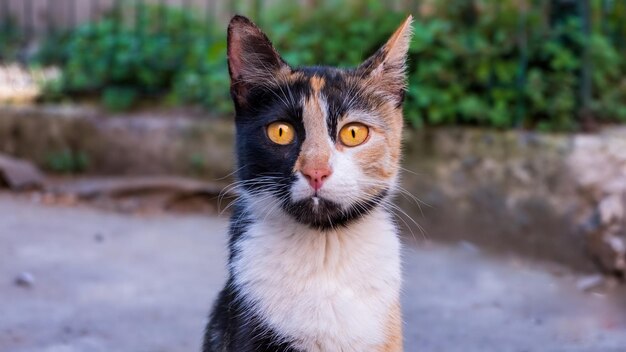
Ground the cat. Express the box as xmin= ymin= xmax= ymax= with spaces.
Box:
xmin=203 ymin=14 xmax=413 ymax=352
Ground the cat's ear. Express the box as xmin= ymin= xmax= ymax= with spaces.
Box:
xmin=357 ymin=15 xmax=413 ymax=106
xmin=227 ymin=15 xmax=289 ymax=106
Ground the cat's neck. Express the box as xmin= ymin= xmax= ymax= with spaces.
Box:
xmin=230 ymin=203 xmax=402 ymax=351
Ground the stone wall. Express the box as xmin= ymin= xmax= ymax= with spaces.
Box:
xmin=1 ymin=106 xmax=625 ymax=275
xmin=400 ymin=128 xmax=626 ymax=273
xmin=0 ymin=106 xmax=234 ymax=179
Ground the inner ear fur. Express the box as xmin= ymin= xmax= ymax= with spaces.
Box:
xmin=357 ymin=15 xmax=413 ymax=106
xmin=227 ymin=15 xmax=290 ymax=106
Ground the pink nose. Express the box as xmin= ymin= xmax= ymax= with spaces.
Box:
xmin=301 ymin=166 xmax=332 ymax=191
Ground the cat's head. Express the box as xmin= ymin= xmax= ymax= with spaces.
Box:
xmin=227 ymin=15 xmax=412 ymax=229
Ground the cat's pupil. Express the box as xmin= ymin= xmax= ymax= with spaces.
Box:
xmin=351 ymin=129 xmax=356 ymax=138
xmin=279 ymin=128 xmax=283 ymax=137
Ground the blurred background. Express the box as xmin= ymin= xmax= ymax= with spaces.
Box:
xmin=1 ymin=0 xmax=626 ymax=351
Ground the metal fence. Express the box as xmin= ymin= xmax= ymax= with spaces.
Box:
xmin=0 ymin=0 xmax=414 ymax=40
xmin=0 ymin=0 xmax=254 ymax=39
xmin=3 ymin=1 xmax=624 ymax=41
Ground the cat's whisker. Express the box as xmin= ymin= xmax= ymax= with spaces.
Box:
xmin=214 ymin=164 xmax=247 ymax=181
xmin=393 ymin=211 xmax=420 ymax=245
xmin=256 ymin=192 xmax=291 ymax=223
xmin=399 ymin=166 xmax=423 ymax=177
xmin=350 ymin=190 xmax=422 ymax=244
xmin=218 ymin=177 xmax=287 ymax=213
xmin=262 ymin=197 xmax=288 ymax=222
xmin=382 ymin=200 xmax=427 ymax=241
xmin=218 ymin=180 xmax=264 ymax=207
xmin=351 ymin=179 xmax=431 ymax=217
xmin=349 ymin=186 xmax=427 ymax=242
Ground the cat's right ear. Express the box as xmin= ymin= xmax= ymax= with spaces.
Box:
xmin=227 ymin=15 xmax=289 ymax=107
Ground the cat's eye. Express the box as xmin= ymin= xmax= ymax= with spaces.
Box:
xmin=267 ymin=122 xmax=295 ymax=145
xmin=339 ymin=123 xmax=369 ymax=147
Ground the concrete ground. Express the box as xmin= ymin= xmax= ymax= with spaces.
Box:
xmin=1 ymin=193 xmax=625 ymax=352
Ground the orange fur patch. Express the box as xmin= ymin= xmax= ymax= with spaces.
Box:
xmin=310 ymin=75 xmax=325 ymax=93
xmin=355 ymin=139 xmax=391 ymax=179
xmin=295 ymin=77 xmax=331 ymax=172
xmin=353 ymin=103 xmax=403 ymax=182
xmin=378 ymin=301 xmax=403 ymax=352
xmin=357 ymin=15 xmax=412 ymax=106
xmin=383 ymin=15 xmax=413 ymax=65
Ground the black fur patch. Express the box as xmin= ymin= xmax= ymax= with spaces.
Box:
xmin=284 ymin=189 xmax=388 ymax=230
xmin=203 ymin=283 xmax=301 ymax=352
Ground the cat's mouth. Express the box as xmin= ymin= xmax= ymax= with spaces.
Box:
xmin=282 ymin=191 xmax=387 ymax=230
xmin=283 ymin=196 xmax=346 ymax=229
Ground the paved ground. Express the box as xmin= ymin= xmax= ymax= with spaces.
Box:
xmin=1 ymin=193 xmax=625 ymax=352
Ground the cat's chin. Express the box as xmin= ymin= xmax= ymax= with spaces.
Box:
xmin=282 ymin=191 xmax=387 ymax=230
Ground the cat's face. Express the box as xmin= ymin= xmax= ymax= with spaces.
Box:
xmin=227 ymin=15 xmax=412 ymax=229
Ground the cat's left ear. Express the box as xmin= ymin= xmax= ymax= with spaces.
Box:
xmin=357 ymin=15 xmax=413 ymax=106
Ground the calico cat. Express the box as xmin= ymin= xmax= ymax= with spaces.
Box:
xmin=203 ymin=14 xmax=413 ymax=352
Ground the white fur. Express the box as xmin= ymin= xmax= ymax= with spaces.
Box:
xmin=232 ymin=204 xmax=401 ymax=352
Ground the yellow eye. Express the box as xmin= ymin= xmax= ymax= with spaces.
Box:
xmin=267 ymin=122 xmax=295 ymax=145
xmin=339 ymin=123 xmax=369 ymax=147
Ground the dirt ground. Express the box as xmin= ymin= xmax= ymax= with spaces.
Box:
xmin=1 ymin=193 xmax=625 ymax=352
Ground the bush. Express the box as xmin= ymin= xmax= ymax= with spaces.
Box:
xmin=403 ymin=1 xmax=626 ymax=130
xmin=46 ymin=149 xmax=89 ymax=173
xmin=0 ymin=20 xmax=22 ymax=62
xmin=38 ymin=5 xmax=231 ymax=113
xmin=37 ymin=0 xmax=626 ymax=130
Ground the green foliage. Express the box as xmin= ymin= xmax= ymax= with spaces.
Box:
xmin=46 ymin=150 xmax=90 ymax=173
xmin=262 ymin=0 xmax=405 ymax=68
xmin=402 ymin=1 xmax=626 ymax=130
xmin=35 ymin=31 xmax=72 ymax=65
xmin=102 ymin=86 xmax=138 ymax=112
xmin=188 ymin=153 xmax=207 ymax=175
xmin=0 ymin=20 xmax=22 ymax=62
xmin=38 ymin=5 xmax=231 ymax=113
xmin=404 ymin=5 xmax=579 ymax=130
xmin=587 ymin=33 xmax=626 ymax=121
xmin=36 ymin=0 xmax=626 ymax=130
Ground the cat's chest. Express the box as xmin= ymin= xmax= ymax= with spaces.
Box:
xmin=231 ymin=209 xmax=401 ymax=352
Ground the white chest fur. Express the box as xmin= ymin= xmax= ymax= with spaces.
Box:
xmin=231 ymin=207 xmax=402 ymax=352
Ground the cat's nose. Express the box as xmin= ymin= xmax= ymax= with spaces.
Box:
xmin=301 ymin=166 xmax=332 ymax=191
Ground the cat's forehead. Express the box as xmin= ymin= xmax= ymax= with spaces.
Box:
xmin=295 ymin=66 xmax=345 ymax=81
xmin=286 ymin=66 xmax=385 ymax=114
xmin=289 ymin=66 xmax=351 ymax=92
xmin=239 ymin=64 xmax=396 ymax=129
